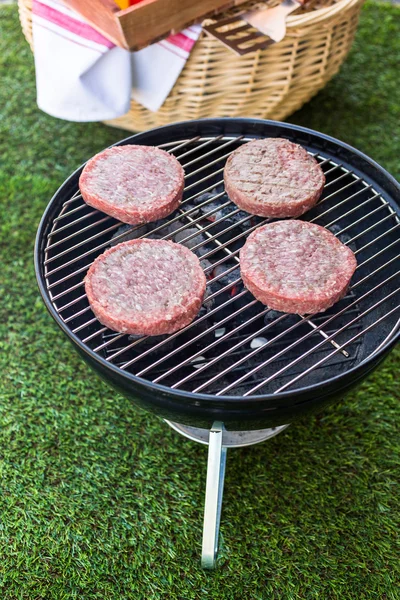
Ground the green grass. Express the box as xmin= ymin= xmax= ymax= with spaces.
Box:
xmin=0 ymin=2 xmax=399 ymax=598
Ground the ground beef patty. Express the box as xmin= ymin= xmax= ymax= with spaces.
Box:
xmin=240 ymin=221 xmax=357 ymax=315
xmin=79 ymin=145 xmax=184 ymax=225
xmin=224 ymin=138 xmax=325 ymax=218
xmin=85 ymin=239 xmax=206 ymax=335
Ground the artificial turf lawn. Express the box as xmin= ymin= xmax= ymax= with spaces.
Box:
xmin=0 ymin=2 xmax=399 ymax=598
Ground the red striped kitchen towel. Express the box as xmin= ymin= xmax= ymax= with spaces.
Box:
xmin=131 ymin=25 xmax=201 ymax=112
xmin=32 ymin=0 xmax=201 ymax=121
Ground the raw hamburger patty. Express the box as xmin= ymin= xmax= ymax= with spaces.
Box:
xmin=240 ymin=221 xmax=357 ymax=315
xmin=224 ymin=138 xmax=325 ymax=218
xmin=85 ymin=239 xmax=206 ymax=335
xmin=79 ymin=145 xmax=184 ymax=225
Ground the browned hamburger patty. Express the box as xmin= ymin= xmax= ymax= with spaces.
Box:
xmin=85 ymin=239 xmax=206 ymax=336
xmin=79 ymin=145 xmax=184 ymax=225
xmin=224 ymin=138 xmax=325 ymax=218
xmin=240 ymin=220 xmax=357 ymax=315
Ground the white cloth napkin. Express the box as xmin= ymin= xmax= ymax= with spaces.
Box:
xmin=32 ymin=0 xmax=132 ymax=121
xmin=32 ymin=0 xmax=201 ymax=121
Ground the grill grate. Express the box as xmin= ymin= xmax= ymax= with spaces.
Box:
xmin=43 ymin=135 xmax=400 ymax=397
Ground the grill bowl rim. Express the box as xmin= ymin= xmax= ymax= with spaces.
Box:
xmin=35 ymin=118 xmax=400 ymax=405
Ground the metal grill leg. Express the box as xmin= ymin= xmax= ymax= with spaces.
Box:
xmin=201 ymin=422 xmax=227 ymax=569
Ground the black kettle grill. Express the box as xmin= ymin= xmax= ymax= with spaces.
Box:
xmin=35 ymin=119 xmax=400 ymax=567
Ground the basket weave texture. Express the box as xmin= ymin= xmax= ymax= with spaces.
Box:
xmin=19 ymin=0 xmax=364 ymax=132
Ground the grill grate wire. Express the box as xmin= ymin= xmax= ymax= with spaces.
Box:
xmin=43 ymin=135 xmax=400 ymax=397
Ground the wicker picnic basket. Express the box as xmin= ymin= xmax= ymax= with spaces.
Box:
xmin=19 ymin=0 xmax=364 ymax=132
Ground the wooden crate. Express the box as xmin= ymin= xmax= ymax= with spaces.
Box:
xmin=61 ymin=0 xmax=248 ymax=50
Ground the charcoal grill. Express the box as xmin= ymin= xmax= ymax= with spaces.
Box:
xmin=35 ymin=119 xmax=400 ymax=568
